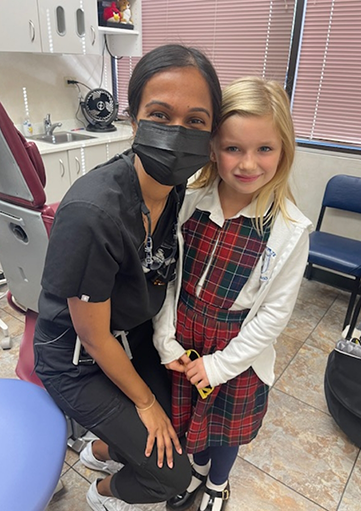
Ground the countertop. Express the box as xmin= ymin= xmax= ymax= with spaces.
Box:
xmin=25 ymin=120 xmax=133 ymax=155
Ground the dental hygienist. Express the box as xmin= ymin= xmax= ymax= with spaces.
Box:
xmin=33 ymin=44 xmax=221 ymax=511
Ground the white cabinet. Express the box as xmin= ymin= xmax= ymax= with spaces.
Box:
xmin=0 ymin=1 xmax=141 ymax=56
xmin=68 ymin=141 xmax=129 ymax=184
xmin=106 ymin=140 xmax=130 ymax=160
xmin=0 ymin=0 xmax=42 ymax=52
xmin=84 ymin=2 xmax=100 ymax=54
xmin=37 ymin=0 xmax=99 ymax=55
xmin=43 ymin=138 xmax=131 ymax=203
xmin=43 ymin=151 xmax=72 ymax=204
xmin=68 ymin=145 xmax=107 ymax=184
xmin=0 ymin=0 xmax=99 ymax=55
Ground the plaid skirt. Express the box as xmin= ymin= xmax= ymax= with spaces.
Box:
xmin=172 ymin=291 xmax=269 ymax=454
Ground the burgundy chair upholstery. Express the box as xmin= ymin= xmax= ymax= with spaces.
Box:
xmin=0 ymin=101 xmax=59 ymax=386
xmin=0 ymin=104 xmax=46 ymax=209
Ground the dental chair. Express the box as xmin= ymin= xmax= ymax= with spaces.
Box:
xmin=0 ymin=101 xmax=87 ymax=451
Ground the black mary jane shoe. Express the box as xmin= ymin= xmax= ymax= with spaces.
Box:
xmin=198 ymin=482 xmax=230 ymax=511
xmin=167 ymin=466 xmax=207 ymax=510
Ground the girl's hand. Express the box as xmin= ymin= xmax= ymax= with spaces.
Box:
xmin=137 ymin=399 xmax=182 ymax=469
xmin=184 ymin=357 xmax=210 ymax=389
xmin=165 ymin=352 xmax=192 ymax=373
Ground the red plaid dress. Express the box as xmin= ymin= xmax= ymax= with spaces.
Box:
xmin=172 ymin=208 xmax=271 ymax=454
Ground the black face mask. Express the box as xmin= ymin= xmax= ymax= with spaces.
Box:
xmin=132 ymin=120 xmax=211 ymax=186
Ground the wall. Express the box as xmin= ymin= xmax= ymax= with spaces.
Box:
xmin=291 ymin=146 xmax=361 ymax=239
xmin=0 ymin=52 xmax=112 ymax=131
xmin=1 ymin=51 xmax=360 ymax=241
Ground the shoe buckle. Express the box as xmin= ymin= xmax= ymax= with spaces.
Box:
xmin=222 ymin=488 xmax=230 ymax=500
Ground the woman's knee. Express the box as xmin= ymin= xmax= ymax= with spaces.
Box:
xmin=161 ymin=452 xmax=192 ymax=500
xmin=110 ymin=451 xmax=192 ymax=503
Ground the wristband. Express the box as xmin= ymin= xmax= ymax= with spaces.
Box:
xmin=135 ymin=394 xmax=156 ymax=412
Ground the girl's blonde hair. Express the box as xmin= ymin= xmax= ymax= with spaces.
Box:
xmin=192 ymin=76 xmax=296 ymax=231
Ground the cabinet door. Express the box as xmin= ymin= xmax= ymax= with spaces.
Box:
xmin=68 ymin=145 xmax=107 ymax=184
xmin=37 ymin=0 xmax=78 ymax=54
xmin=37 ymin=0 xmax=98 ymax=55
xmin=105 ymin=141 xmax=121 ymax=162
xmin=43 ymin=151 xmax=71 ymax=204
xmin=118 ymin=139 xmax=132 ymax=154
xmin=105 ymin=140 xmax=131 ymax=162
xmin=83 ymin=2 xmax=99 ymax=55
xmin=0 ymin=0 xmax=42 ymax=52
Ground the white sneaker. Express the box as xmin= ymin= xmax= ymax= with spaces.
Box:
xmin=86 ymin=480 xmax=142 ymax=511
xmin=80 ymin=440 xmax=124 ymax=474
xmin=0 ymin=271 xmax=6 ymax=286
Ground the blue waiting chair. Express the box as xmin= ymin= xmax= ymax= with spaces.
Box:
xmin=0 ymin=378 xmax=67 ymax=511
xmin=305 ymin=174 xmax=361 ymax=329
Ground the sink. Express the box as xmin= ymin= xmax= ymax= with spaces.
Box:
xmin=31 ymin=131 xmax=96 ymax=144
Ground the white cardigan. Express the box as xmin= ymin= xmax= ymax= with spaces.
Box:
xmin=153 ymin=179 xmax=313 ymax=387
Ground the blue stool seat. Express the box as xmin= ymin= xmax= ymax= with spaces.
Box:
xmin=0 ymin=378 xmax=67 ymax=511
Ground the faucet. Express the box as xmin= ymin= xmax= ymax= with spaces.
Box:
xmin=44 ymin=114 xmax=62 ymax=136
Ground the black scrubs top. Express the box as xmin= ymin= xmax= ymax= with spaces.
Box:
xmin=38 ymin=150 xmax=185 ymax=333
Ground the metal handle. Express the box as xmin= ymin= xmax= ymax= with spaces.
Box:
xmin=91 ymin=25 xmax=96 ymax=46
xmin=29 ymin=20 xmax=35 ymax=42
xmin=59 ymin=159 xmax=65 ymax=177
xmin=75 ymin=157 xmax=81 ymax=175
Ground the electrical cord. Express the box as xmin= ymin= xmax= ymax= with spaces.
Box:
xmin=99 ymin=38 xmax=106 ymax=88
xmin=67 ymin=79 xmax=92 ymax=91
xmin=99 ymin=56 xmax=105 ymax=88
xmin=104 ymin=35 xmax=124 ymax=61
xmin=68 ymin=82 xmax=87 ymax=128
xmin=75 ymin=102 xmax=87 ymax=128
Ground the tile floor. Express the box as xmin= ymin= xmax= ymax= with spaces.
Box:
xmin=1 ymin=278 xmax=360 ymax=511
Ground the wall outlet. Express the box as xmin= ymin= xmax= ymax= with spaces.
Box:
xmin=64 ymin=76 xmax=77 ymax=87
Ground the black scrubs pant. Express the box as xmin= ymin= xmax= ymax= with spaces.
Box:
xmin=34 ymin=319 xmax=191 ymax=504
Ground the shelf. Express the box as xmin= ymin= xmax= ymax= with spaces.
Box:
xmin=98 ymin=26 xmax=139 ymax=36
xmin=97 ymin=0 xmax=142 ymax=57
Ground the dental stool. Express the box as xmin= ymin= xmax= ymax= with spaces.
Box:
xmin=0 ymin=378 xmax=67 ymax=511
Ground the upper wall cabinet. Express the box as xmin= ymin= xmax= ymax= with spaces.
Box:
xmin=0 ymin=0 xmax=98 ymax=55
xmin=37 ymin=0 xmax=99 ymax=55
xmin=0 ymin=0 xmax=43 ymax=52
xmin=0 ymin=1 xmax=141 ymax=56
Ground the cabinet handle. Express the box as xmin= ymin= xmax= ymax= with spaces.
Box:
xmin=91 ymin=26 xmax=96 ymax=46
xmin=59 ymin=159 xmax=65 ymax=177
xmin=29 ymin=20 xmax=36 ymax=42
xmin=75 ymin=157 xmax=81 ymax=175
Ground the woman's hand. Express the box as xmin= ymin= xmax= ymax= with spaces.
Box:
xmin=165 ymin=352 xmax=191 ymax=372
xmin=68 ymin=297 xmax=182 ymax=469
xmin=184 ymin=356 xmax=210 ymax=389
xmin=136 ymin=398 xmax=182 ymax=469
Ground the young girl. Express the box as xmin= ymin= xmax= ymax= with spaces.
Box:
xmin=153 ymin=76 xmax=312 ymax=511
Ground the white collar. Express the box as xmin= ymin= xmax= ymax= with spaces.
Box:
xmin=195 ymin=177 xmax=273 ymax=227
